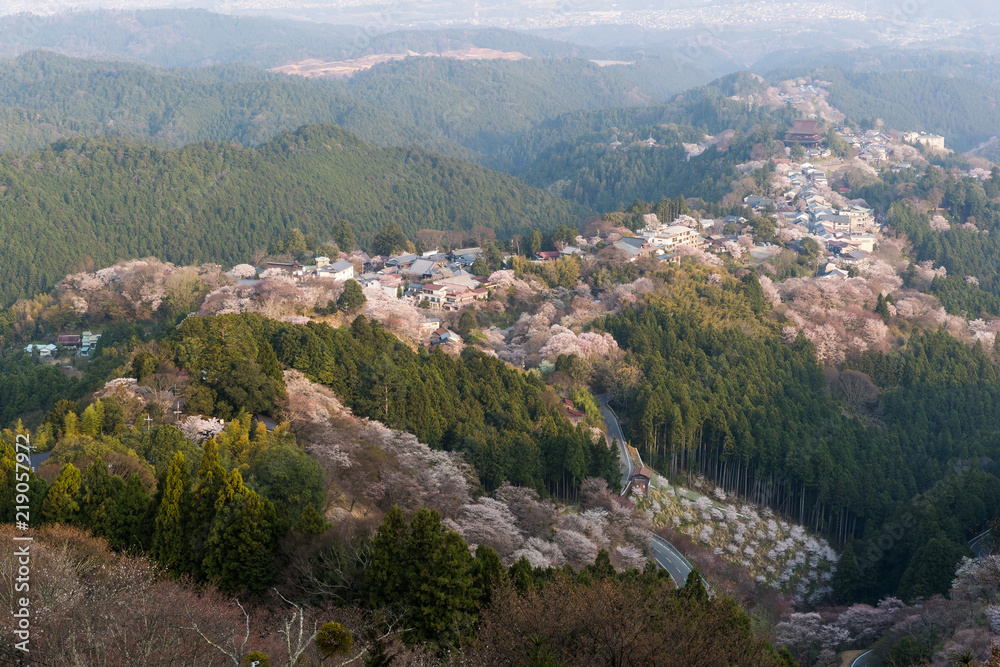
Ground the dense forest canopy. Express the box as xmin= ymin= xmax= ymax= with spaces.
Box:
xmin=0 ymin=124 xmax=584 ymax=307
xmin=172 ymin=313 xmax=619 ymax=495
xmin=340 ymin=56 xmax=655 ymax=155
xmin=820 ymin=67 xmax=1000 ymax=152
xmin=597 ymin=269 xmax=1000 ymax=603
xmin=0 ymin=51 xmax=470 ymax=157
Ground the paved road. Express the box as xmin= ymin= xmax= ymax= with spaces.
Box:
xmin=650 ymin=533 xmax=695 ymax=587
xmin=596 ymin=394 xmax=633 ymax=494
xmin=851 ymin=650 xmax=877 ymax=667
xmin=970 ymin=530 xmax=993 ymax=558
xmin=596 ymin=394 xmax=695 ymax=588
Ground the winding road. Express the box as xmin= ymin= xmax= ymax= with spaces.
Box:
xmin=970 ymin=530 xmax=993 ymax=559
xmin=850 ymin=650 xmax=876 ymax=667
xmin=597 ymin=394 xmax=695 ymax=588
xmin=596 ymin=395 xmax=633 ymax=494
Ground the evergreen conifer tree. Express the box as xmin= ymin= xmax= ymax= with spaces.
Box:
xmin=42 ymin=463 xmax=82 ymax=524
xmin=188 ymin=439 xmax=227 ymax=576
xmin=152 ymin=452 xmax=192 ymax=571
xmin=202 ymin=469 xmax=275 ymax=593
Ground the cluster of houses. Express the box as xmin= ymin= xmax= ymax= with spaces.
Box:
xmin=835 ymin=127 xmax=945 ymax=168
xmin=264 ymin=255 xmax=356 ymax=282
xmin=360 ymin=247 xmax=502 ymax=310
xmin=611 ymin=214 xmax=706 ymax=262
xmin=25 ymin=331 xmax=101 ymax=358
xmin=839 ymin=127 xmax=892 ymax=165
xmin=740 ymin=159 xmax=880 ymax=272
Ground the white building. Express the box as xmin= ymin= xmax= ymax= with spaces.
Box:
xmin=845 ymin=206 xmax=875 ymax=232
xmin=317 ymin=260 xmax=355 ymax=281
xmin=902 ymin=132 xmax=945 ymax=150
xmin=640 ymin=224 xmax=702 ymax=250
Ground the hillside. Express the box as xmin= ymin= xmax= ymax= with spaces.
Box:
xmin=0 ymin=52 xmax=471 ymax=157
xmin=342 ymin=56 xmax=653 ymax=154
xmin=0 ymin=9 xmax=362 ymax=67
xmin=0 ymin=124 xmax=585 ymax=306
xmin=819 ymin=68 xmax=1000 ymax=152
xmin=486 ymin=75 xmax=797 ymax=209
xmin=0 ymin=10 xmax=600 ymax=67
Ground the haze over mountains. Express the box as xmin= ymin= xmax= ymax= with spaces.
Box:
xmin=4 ymin=3 xmax=1000 ymax=664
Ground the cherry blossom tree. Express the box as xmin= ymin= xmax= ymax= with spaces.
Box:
xmin=230 ymin=264 xmax=257 ymax=279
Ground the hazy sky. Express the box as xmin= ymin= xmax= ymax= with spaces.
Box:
xmin=1 ymin=0 xmax=997 ymax=24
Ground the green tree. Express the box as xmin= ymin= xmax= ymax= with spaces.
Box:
xmin=202 ymin=469 xmax=275 ymax=593
xmin=752 ymin=216 xmax=776 ymax=243
xmin=800 ymin=237 xmax=821 ymax=263
xmin=315 ymin=622 xmax=353 ymax=659
xmin=152 ymin=452 xmax=192 ymax=571
xmin=188 ymin=439 xmax=227 ymax=576
xmin=367 ymin=506 xmax=478 ymax=646
xmin=740 ymin=273 xmax=768 ymax=314
xmin=473 ymin=544 xmax=507 ymax=606
xmin=293 ymin=502 xmax=326 ymax=535
xmin=875 ymin=293 xmax=891 ymax=323
xmin=898 ymin=533 xmax=969 ymax=601
xmin=334 ymin=219 xmax=356 ymax=252
xmin=109 ymin=473 xmax=152 ymax=550
xmin=587 ymin=548 xmax=616 ymax=581
xmin=471 ymin=257 xmax=489 ymax=276
xmin=831 ymin=541 xmax=864 ymax=604
xmin=337 ymin=279 xmax=367 ymax=312
xmin=403 ymin=508 xmax=478 ymax=645
xmin=241 ymin=651 xmax=271 ymax=667
xmin=367 ymin=505 xmax=409 ymax=606
xmin=316 ymin=242 xmax=339 ymax=260
xmin=825 ymin=129 xmax=849 ymax=157
xmin=284 ymin=228 xmax=307 ymax=255
xmin=42 ymin=463 xmax=81 ymax=524
xmin=372 ymin=223 xmax=408 ymax=256
xmin=528 ymin=229 xmax=544 ymax=256
xmin=457 ymin=310 xmax=477 ymax=339
xmin=80 ymin=401 xmax=104 ymax=436
xmin=78 ymin=457 xmax=123 ymax=530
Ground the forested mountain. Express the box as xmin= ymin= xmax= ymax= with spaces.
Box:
xmin=0 ymin=10 xmax=602 ymax=67
xmin=756 ymin=48 xmax=1000 ymax=88
xmin=173 ymin=313 xmax=619 ymax=494
xmin=491 ymin=85 xmax=795 ymax=210
xmin=0 ymin=52 xmax=470 ymax=157
xmin=491 ymin=75 xmax=792 ymax=171
xmin=597 ymin=270 xmax=1000 ymax=604
xmin=0 ymin=50 xmax=712 ymax=162
xmin=816 ymin=67 xmax=1000 ymax=151
xmin=355 ymin=27 xmax=605 ymax=60
xmin=341 ymin=57 xmax=654 ymax=154
xmin=852 ymin=164 xmax=1000 ymax=317
xmin=892 ymin=199 xmax=1000 ymax=317
xmin=0 ymin=124 xmax=584 ymax=307
xmin=0 ymin=9 xmax=363 ymax=67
